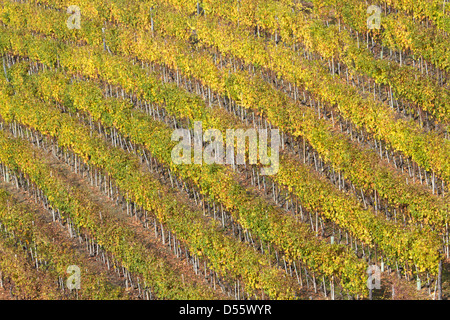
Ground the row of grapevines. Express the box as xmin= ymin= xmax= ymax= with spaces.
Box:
xmin=179 ymin=0 xmax=450 ymax=125
xmin=0 ymin=126 xmax=221 ymax=300
xmin=380 ymin=11 xmax=450 ymax=71
xmin=0 ymin=63 xmax=299 ymax=300
xmin=144 ymin=1 xmax=450 ymax=184
xmin=0 ymin=226 xmax=62 ymax=299
xmin=28 ymin=0 xmax=450 ymax=73
xmin=0 ymin=187 xmax=127 ymax=299
xmin=373 ymin=0 xmax=450 ymax=33
xmin=0 ymin=1 xmax=104 ymax=46
xmin=306 ymin=0 xmax=450 ymax=119
xmin=315 ymin=0 xmax=450 ymax=72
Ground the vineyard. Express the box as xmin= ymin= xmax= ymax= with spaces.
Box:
xmin=0 ymin=0 xmax=448 ymax=301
